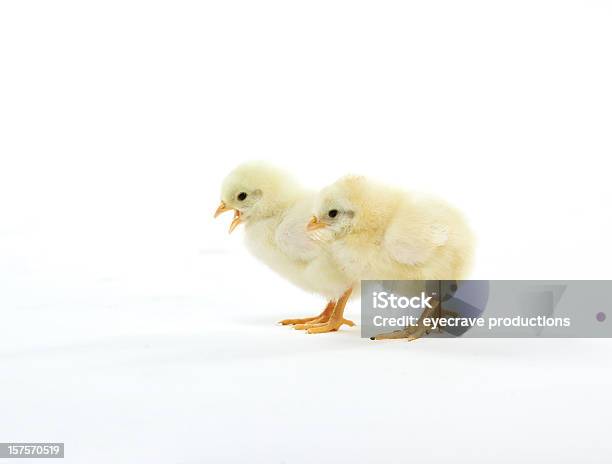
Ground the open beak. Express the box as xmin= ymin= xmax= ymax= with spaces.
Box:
xmin=214 ymin=201 xmax=242 ymax=234
xmin=307 ymin=216 xmax=327 ymax=232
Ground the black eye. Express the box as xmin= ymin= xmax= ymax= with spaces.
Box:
xmin=328 ymin=209 xmax=338 ymax=218
xmin=237 ymin=192 xmax=248 ymax=201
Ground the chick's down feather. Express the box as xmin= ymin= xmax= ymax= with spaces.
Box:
xmin=216 ymin=162 xmax=355 ymax=333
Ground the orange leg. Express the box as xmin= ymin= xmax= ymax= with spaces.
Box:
xmin=305 ymin=288 xmax=355 ymax=334
xmin=279 ymin=300 xmax=335 ymax=327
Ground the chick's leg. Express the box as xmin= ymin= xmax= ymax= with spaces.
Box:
xmin=279 ymin=300 xmax=335 ymax=326
xmin=307 ymin=288 xmax=354 ymax=334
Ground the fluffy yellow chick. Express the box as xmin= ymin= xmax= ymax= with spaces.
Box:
xmin=307 ymin=175 xmax=475 ymax=339
xmin=214 ymin=162 xmax=355 ymax=333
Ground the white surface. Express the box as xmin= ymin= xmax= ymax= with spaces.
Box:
xmin=1 ymin=1 xmax=612 ymax=463
xmin=1 ymin=261 xmax=611 ymax=464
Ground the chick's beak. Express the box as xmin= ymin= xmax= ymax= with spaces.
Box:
xmin=214 ymin=201 xmax=231 ymax=218
xmin=214 ymin=201 xmax=242 ymax=234
xmin=307 ymin=216 xmax=327 ymax=231
xmin=228 ymin=210 xmax=242 ymax=234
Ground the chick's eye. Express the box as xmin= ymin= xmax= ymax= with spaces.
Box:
xmin=237 ymin=192 xmax=248 ymax=201
xmin=328 ymin=209 xmax=338 ymax=218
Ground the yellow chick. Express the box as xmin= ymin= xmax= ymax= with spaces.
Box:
xmin=307 ymin=175 xmax=475 ymax=339
xmin=214 ymin=162 xmax=355 ymax=333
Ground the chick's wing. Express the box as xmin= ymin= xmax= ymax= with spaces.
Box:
xmin=274 ymin=197 xmax=319 ymax=262
xmin=382 ymin=214 xmax=449 ymax=266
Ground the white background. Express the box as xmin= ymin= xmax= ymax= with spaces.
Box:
xmin=1 ymin=1 xmax=611 ymax=463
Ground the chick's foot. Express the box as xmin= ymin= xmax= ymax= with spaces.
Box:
xmin=279 ymin=316 xmax=322 ymax=325
xmin=372 ymin=325 xmax=424 ymax=341
xmin=372 ymin=304 xmax=460 ymax=341
xmin=376 ymin=302 xmax=439 ymax=341
xmin=303 ymin=288 xmax=355 ymax=334
xmin=306 ymin=318 xmax=355 ymax=334
xmin=279 ymin=300 xmax=336 ymax=327
xmin=292 ymin=316 xmax=327 ymax=330
xmin=292 ymin=311 xmax=352 ymax=330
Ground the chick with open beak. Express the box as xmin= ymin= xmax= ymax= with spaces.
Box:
xmin=214 ymin=201 xmax=242 ymax=234
xmin=214 ymin=162 xmax=357 ymax=334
